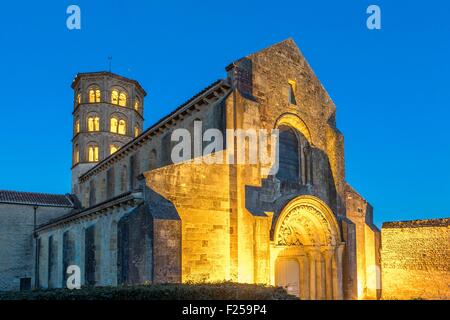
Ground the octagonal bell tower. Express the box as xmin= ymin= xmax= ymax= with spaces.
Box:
xmin=71 ymin=71 xmax=147 ymax=194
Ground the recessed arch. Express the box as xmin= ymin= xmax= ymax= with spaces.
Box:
xmin=274 ymin=113 xmax=313 ymax=146
xmin=273 ymin=195 xmax=340 ymax=247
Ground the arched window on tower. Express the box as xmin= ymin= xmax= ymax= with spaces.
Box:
xmin=75 ymin=119 xmax=80 ymax=134
xmin=74 ymin=144 xmax=79 ymax=164
xmin=134 ymin=126 xmax=140 ymax=138
xmin=110 ymin=117 xmax=118 ymax=133
xmin=134 ymin=98 xmax=140 ymax=111
xmin=119 ymin=92 xmax=127 ymax=107
xmin=111 ymin=90 xmax=119 ymax=105
xmin=76 ymin=93 xmax=81 ymax=104
xmin=88 ymin=145 xmax=99 ymax=162
xmin=118 ymin=119 xmax=126 ymax=135
xmin=89 ymin=87 xmax=101 ymax=103
xmin=87 ymin=116 xmax=100 ymax=132
xmin=110 ymin=144 xmax=119 ymax=155
xmin=276 ymin=126 xmax=300 ymax=183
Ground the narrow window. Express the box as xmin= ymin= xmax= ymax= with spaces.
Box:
xmin=75 ymin=119 xmax=80 ymax=134
xmin=95 ymin=89 xmax=101 ymax=102
xmin=119 ymin=93 xmax=127 ymax=107
xmin=77 ymin=93 xmax=81 ymax=104
xmin=89 ymin=89 xmax=96 ymax=103
xmin=134 ymin=99 xmax=140 ymax=111
xmin=118 ymin=119 xmax=126 ymax=135
xmin=74 ymin=145 xmax=79 ymax=164
xmin=111 ymin=90 xmax=119 ymax=105
xmin=87 ymin=116 xmax=100 ymax=132
xmin=288 ymin=80 xmax=297 ymax=105
xmin=110 ymin=144 xmax=118 ymax=155
xmin=134 ymin=126 xmax=139 ymax=137
xmin=110 ymin=117 xmax=118 ymax=133
xmin=94 ymin=117 xmax=100 ymax=131
xmin=88 ymin=145 xmax=99 ymax=162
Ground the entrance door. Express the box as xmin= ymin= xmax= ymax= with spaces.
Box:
xmin=275 ymin=258 xmax=300 ymax=297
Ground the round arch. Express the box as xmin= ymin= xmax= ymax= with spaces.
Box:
xmin=273 ymin=195 xmax=340 ymax=247
xmin=271 ymin=195 xmax=344 ymax=300
xmin=274 ymin=113 xmax=313 ymax=146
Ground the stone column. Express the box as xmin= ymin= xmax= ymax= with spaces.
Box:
xmin=332 ymin=244 xmax=345 ymax=300
xmin=307 ymin=250 xmax=317 ymax=300
xmin=109 ymin=217 xmax=118 ymax=286
xmin=323 ymin=248 xmax=334 ymax=300
xmin=302 ymin=254 xmax=310 ymax=300
xmin=56 ymin=230 xmax=64 ymax=288
xmin=316 ymin=251 xmax=325 ymax=300
xmin=296 ymin=249 xmax=309 ymax=300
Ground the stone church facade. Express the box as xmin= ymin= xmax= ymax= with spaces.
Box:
xmin=1 ymin=39 xmax=447 ymax=299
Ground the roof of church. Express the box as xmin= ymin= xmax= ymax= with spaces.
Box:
xmin=0 ymin=190 xmax=74 ymax=207
xmin=78 ymin=78 xmax=231 ymax=181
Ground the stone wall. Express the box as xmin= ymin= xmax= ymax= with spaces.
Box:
xmin=0 ymin=204 xmax=72 ymax=291
xmin=345 ymin=185 xmax=381 ymax=299
xmin=381 ymin=219 xmax=450 ymax=300
xmin=36 ymin=194 xmax=144 ymax=289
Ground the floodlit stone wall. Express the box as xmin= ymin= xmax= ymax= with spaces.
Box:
xmin=381 ymin=219 xmax=450 ymax=300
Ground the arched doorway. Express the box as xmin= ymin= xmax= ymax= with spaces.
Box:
xmin=272 ymin=195 xmax=344 ymax=300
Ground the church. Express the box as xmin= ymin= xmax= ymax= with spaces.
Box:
xmin=4 ymin=38 xmax=441 ymax=300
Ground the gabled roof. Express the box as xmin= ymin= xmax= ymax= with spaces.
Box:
xmin=0 ymin=190 xmax=74 ymax=208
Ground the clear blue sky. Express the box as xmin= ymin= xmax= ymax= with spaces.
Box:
xmin=0 ymin=1 xmax=448 ymax=227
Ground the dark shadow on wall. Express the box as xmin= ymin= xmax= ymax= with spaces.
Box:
xmin=117 ymin=187 xmax=181 ymax=285
xmin=245 ymin=146 xmax=339 ymax=240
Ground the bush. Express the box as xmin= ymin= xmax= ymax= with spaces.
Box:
xmin=0 ymin=282 xmax=298 ymax=300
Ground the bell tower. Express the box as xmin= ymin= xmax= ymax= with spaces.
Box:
xmin=71 ymin=72 xmax=147 ymax=194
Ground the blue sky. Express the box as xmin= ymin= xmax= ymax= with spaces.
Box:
xmin=0 ymin=1 xmax=448 ymax=226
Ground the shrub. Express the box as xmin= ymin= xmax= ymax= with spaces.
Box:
xmin=0 ymin=282 xmax=298 ymax=300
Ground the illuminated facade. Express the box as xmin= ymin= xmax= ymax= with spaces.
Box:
xmin=1 ymin=40 xmax=388 ymax=299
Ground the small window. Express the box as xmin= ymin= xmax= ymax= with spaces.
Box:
xmin=77 ymin=93 xmax=81 ymax=104
xmin=134 ymin=126 xmax=140 ymax=137
xmin=110 ymin=145 xmax=118 ymax=155
xmin=288 ymin=80 xmax=297 ymax=105
xmin=89 ymin=88 xmax=101 ymax=103
xmin=88 ymin=145 xmax=99 ymax=162
xmin=75 ymin=119 xmax=80 ymax=134
xmin=74 ymin=145 xmax=79 ymax=164
xmin=110 ymin=117 xmax=118 ymax=133
xmin=111 ymin=90 xmax=119 ymax=105
xmin=87 ymin=116 xmax=100 ymax=132
xmin=134 ymin=99 xmax=140 ymax=111
xmin=119 ymin=92 xmax=127 ymax=107
xmin=118 ymin=119 xmax=126 ymax=135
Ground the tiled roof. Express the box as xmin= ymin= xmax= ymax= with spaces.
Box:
xmin=0 ymin=190 xmax=74 ymax=207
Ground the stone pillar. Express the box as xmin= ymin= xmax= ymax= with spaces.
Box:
xmin=323 ymin=248 xmax=334 ymax=300
xmin=332 ymin=244 xmax=345 ymax=300
xmin=296 ymin=252 xmax=308 ymax=300
xmin=308 ymin=250 xmax=317 ymax=300
xmin=56 ymin=230 xmax=64 ymax=288
xmin=316 ymin=251 xmax=326 ymax=299
xmin=302 ymin=254 xmax=310 ymax=300
xmin=109 ymin=219 xmax=118 ymax=286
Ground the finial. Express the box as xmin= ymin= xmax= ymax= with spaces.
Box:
xmin=108 ymin=56 xmax=112 ymax=72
